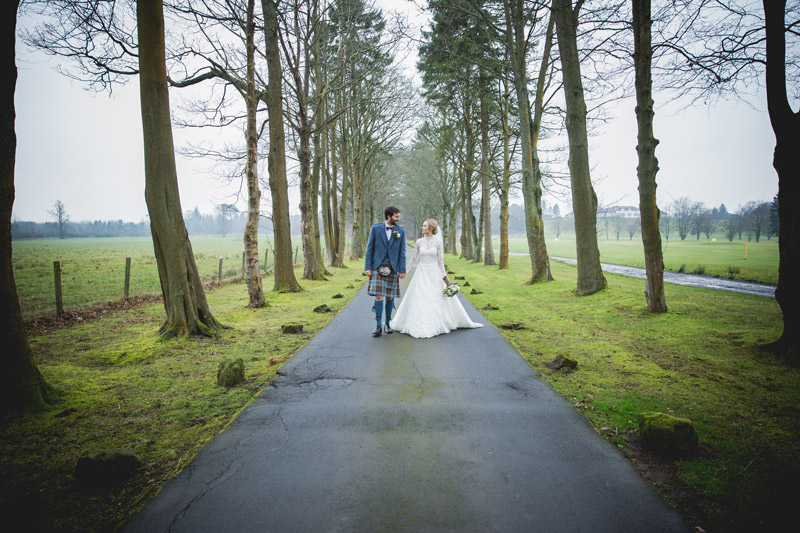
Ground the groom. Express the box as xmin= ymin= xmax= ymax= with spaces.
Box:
xmin=364 ymin=206 xmax=407 ymax=336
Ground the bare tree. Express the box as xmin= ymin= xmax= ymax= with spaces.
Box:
xmin=1 ymin=0 xmax=55 ymax=415
xmin=742 ymin=200 xmax=770 ymax=242
xmin=26 ymin=0 xmax=223 ymax=337
xmin=47 ymin=199 xmax=70 ymax=239
xmin=671 ymin=196 xmax=697 ymax=241
xmin=553 ymin=0 xmax=605 ymax=295
xmin=138 ymin=0 xmax=223 ymax=337
xmin=262 ymin=0 xmax=303 ymax=292
xmin=723 ymin=213 xmax=740 ymax=242
xmin=501 ymin=0 xmax=554 ymax=283
xmin=632 ymin=0 xmax=666 ymax=311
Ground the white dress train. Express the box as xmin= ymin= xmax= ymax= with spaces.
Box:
xmin=390 ymin=236 xmax=483 ymax=339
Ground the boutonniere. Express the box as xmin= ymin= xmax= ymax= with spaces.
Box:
xmin=392 ymin=230 xmax=400 ymax=240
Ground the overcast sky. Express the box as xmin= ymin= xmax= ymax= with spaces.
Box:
xmin=12 ymin=1 xmax=778 ymax=223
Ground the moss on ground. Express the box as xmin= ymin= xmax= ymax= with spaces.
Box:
xmin=0 ymin=261 xmax=365 ymax=531
xmin=452 ymin=254 xmax=795 ymax=532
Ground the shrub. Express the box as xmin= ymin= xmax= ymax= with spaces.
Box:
xmin=692 ymin=264 xmax=706 ymax=275
xmin=727 ymin=265 xmax=740 ymax=279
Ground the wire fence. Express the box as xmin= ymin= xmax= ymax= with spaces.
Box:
xmin=16 ymin=245 xmax=303 ymax=319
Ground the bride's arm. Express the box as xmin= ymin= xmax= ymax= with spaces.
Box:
xmin=436 ymin=239 xmax=446 ymax=277
xmin=407 ymin=240 xmax=421 ymax=270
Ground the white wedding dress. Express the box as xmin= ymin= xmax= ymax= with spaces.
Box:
xmin=391 ymin=235 xmax=483 ymax=339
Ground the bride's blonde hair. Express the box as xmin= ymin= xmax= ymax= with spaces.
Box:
xmin=424 ymin=219 xmax=439 ymax=235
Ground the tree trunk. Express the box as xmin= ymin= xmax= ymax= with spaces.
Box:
xmin=479 ymin=69 xmax=494 ymax=265
xmin=632 ymin=0 xmax=666 ymax=313
xmin=763 ymin=0 xmax=799 ymax=356
xmin=138 ymin=0 xmax=222 ymax=338
xmin=553 ymin=0 xmax=605 ymax=295
xmin=504 ymin=0 xmax=553 ymax=283
xmin=299 ymin=126 xmax=326 ymax=280
xmin=310 ymin=132 xmax=329 ymax=276
xmin=0 ymin=0 xmax=55 ymax=415
xmin=448 ymin=203 xmax=458 ymax=255
xmin=262 ymin=0 xmax=301 ymax=292
xmin=350 ymin=163 xmax=363 ymax=259
xmin=459 ymin=165 xmax=473 ymax=260
xmin=498 ymin=63 xmax=512 ymax=270
xmin=244 ymin=0 xmax=265 ymax=308
xmin=337 ymin=102 xmax=350 ymax=266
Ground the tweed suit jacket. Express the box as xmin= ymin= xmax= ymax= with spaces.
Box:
xmin=364 ymin=222 xmax=407 ymax=274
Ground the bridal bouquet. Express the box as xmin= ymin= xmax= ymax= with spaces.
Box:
xmin=443 ymin=279 xmax=460 ymax=297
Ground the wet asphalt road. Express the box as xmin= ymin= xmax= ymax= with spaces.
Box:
xmin=124 ymin=280 xmax=687 ymax=532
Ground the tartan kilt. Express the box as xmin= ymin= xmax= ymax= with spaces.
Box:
xmin=368 ymin=270 xmax=400 ymax=298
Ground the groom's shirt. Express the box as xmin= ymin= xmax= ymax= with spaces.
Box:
xmin=385 ymin=224 xmax=393 ymax=241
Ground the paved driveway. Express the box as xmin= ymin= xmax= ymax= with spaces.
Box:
xmin=124 ymin=281 xmax=687 ymax=532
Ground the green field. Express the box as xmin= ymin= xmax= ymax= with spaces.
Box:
xmin=496 ymin=234 xmax=779 ymax=285
xmin=12 ymin=236 xmax=284 ymax=318
xmin=2 ymin=239 xmax=795 ymax=531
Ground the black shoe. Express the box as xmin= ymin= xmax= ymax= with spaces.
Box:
xmin=372 ymin=326 xmax=383 ymax=336
xmin=384 ymin=323 xmax=393 ymax=334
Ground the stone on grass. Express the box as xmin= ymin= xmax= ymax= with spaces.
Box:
xmin=314 ymin=304 xmax=331 ymax=313
xmin=482 ymin=303 xmax=500 ymax=311
xmin=217 ymin=358 xmax=245 ymax=387
xmin=447 ymin=270 xmax=455 ymax=274
xmin=282 ymin=323 xmax=304 ymax=334
xmin=638 ymin=412 xmax=698 ymax=457
xmin=462 ymin=281 xmax=470 ymax=287
xmin=346 ymin=284 xmax=355 ymax=289
xmin=470 ymin=288 xmax=483 ymax=295
xmin=332 ymin=293 xmax=344 ymax=299
xmin=546 ymin=354 xmax=578 ymax=371
xmin=499 ymin=321 xmax=525 ymax=330
xmin=454 ymin=276 xmax=465 ymax=280
xmin=74 ymin=448 xmax=142 ymax=488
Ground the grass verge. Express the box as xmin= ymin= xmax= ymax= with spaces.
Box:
xmin=450 ymin=255 xmax=795 ymax=532
xmin=496 ymin=236 xmax=779 ymax=285
xmin=0 ymin=262 xmax=366 ymax=531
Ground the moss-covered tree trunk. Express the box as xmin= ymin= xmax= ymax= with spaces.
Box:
xmin=350 ymin=163 xmax=363 ymax=260
xmin=137 ymin=0 xmax=222 ymax=338
xmin=763 ymin=0 xmax=800 ymax=356
xmin=336 ymin=94 xmax=350 ymax=266
xmin=504 ymin=0 xmax=552 ymax=283
xmin=244 ymin=0 xmax=265 ymax=308
xmin=632 ymin=0 xmax=666 ymax=313
xmin=553 ymin=0 xmax=605 ymax=295
xmin=262 ymin=0 xmax=301 ymax=292
xmin=0 ymin=0 xmax=54 ymax=415
xmin=498 ymin=61 xmax=512 ymax=270
xmin=298 ymin=126 xmax=326 ymax=279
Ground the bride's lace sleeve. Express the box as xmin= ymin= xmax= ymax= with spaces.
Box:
xmin=436 ymin=239 xmax=446 ymax=277
xmin=407 ymin=240 xmax=421 ymax=269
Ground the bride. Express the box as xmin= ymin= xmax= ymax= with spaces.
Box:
xmin=390 ymin=219 xmax=483 ymax=338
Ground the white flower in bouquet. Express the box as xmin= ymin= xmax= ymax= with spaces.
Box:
xmin=443 ymin=282 xmax=460 ymax=297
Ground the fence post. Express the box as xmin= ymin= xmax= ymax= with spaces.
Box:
xmin=218 ymin=254 xmax=223 ymax=280
xmin=53 ymin=261 xmax=63 ymax=318
xmin=124 ymin=257 xmax=132 ymax=299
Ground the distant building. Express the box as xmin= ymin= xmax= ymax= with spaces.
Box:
xmin=597 ymin=205 xmax=640 ymax=219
